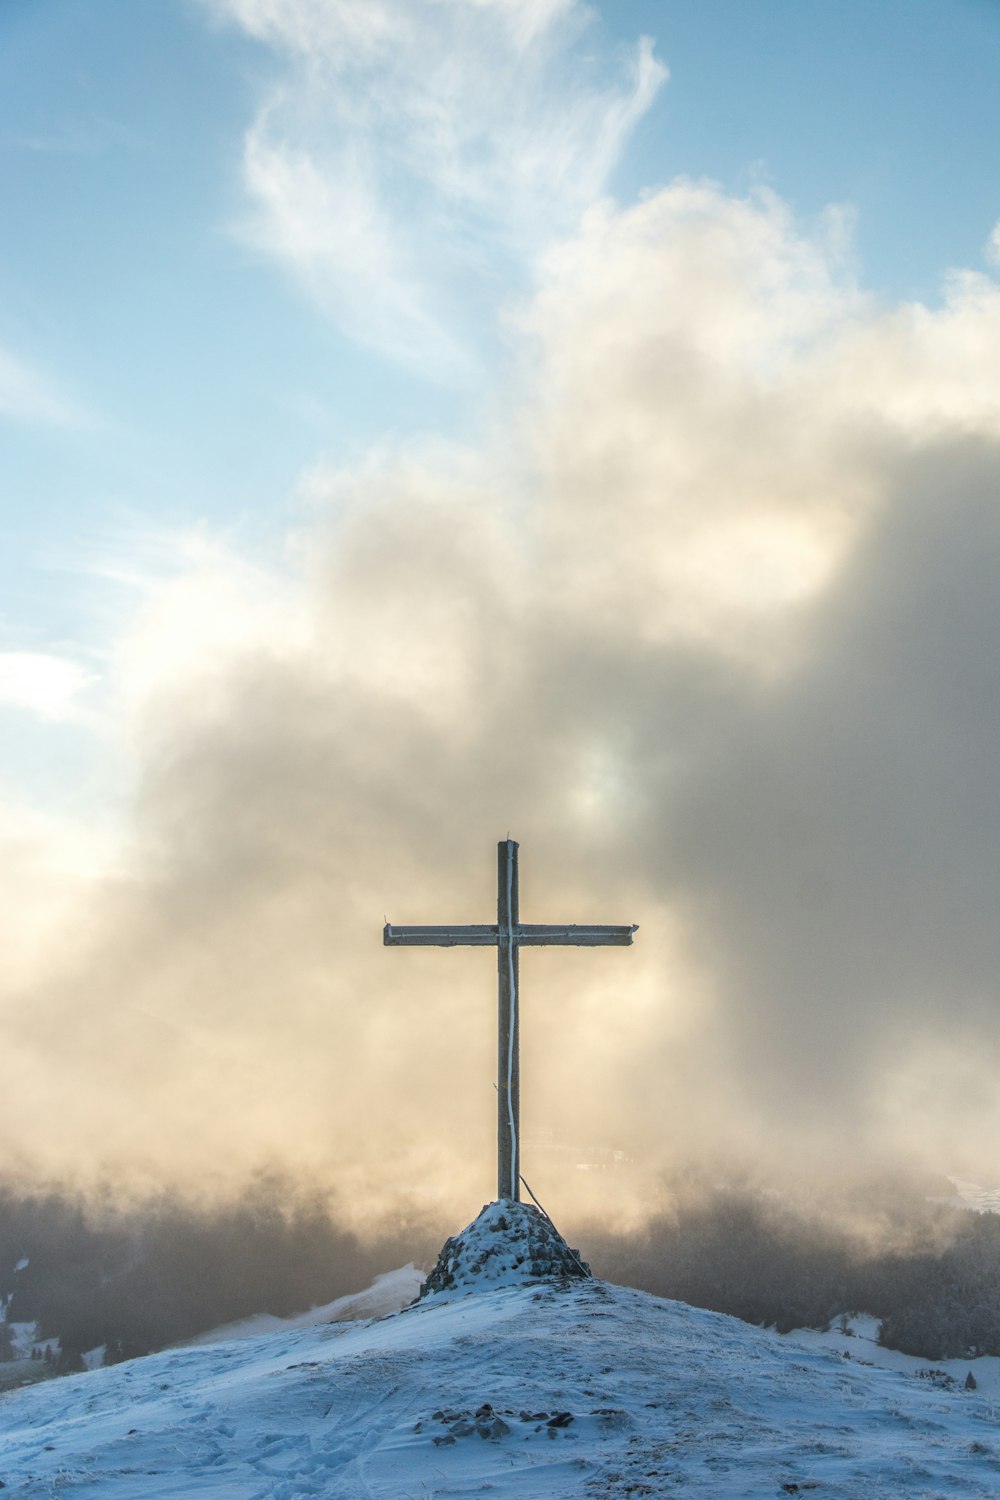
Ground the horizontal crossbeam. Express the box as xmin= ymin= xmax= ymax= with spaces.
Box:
xmin=516 ymin=924 xmax=637 ymax=946
xmin=383 ymin=924 xmax=496 ymax=947
xmin=383 ymin=922 xmax=637 ymax=947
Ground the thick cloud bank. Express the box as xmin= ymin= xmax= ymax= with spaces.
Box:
xmin=4 ymin=167 xmax=1000 ymax=1222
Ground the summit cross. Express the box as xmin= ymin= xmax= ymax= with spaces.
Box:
xmin=384 ymin=839 xmax=637 ymax=1203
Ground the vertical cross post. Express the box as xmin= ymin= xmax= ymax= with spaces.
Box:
xmin=497 ymin=838 xmax=520 ymax=1202
xmin=383 ymin=839 xmax=636 ymax=1205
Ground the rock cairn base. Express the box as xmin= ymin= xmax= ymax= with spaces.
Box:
xmin=419 ymin=1198 xmax=591 ymax=1299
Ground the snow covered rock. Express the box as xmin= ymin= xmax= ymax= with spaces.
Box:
xmin=418 ymin=1198 xmax=590 ymax=1298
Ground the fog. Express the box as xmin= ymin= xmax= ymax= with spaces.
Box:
xmin=4 ymin=179 xmax=1000 ymax=1234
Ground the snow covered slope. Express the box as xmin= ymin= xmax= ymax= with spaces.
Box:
xmin=5 ymin=1270 xmax=1000 ymax=1496
xmin=178 ymin=1265 xmax=425 ymax=1347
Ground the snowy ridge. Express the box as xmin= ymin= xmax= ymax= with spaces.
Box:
xmin=4 ymin=1268 xmax=1000 ymax=1495
xmin=786 ymin=1311 xmax=1000 ymax=1398
xmin=179 ymin=1265 xmax=424 ymax=1347
xmin=949 ymin=1177 xmax=1000 ymax=1214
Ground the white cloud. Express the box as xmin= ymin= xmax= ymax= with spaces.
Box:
xmin=211 ymin=0 xmax=666 ymax=376
xmin=212 ymin=0 xmax=398 ymax=59
xmin=111 ymin=532 xmax=308 ymax=753
xmin=10 ymin=140 xmax=1000 ymax=1200
xmin=242 ymin=118 xmax=469 ymax=373
xmin=0 ymin=652 xmax=98 ymax=722
xmin=799 ymin=267 xmax=1000 ymax=437
xmin=0 ymin=800 xmax=121 ymax=993
xmin=987 ymin=219 xmax=1000 ymax=268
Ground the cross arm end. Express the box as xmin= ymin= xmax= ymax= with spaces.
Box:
xmin=514 ymin=922 xmax=639 ymax=946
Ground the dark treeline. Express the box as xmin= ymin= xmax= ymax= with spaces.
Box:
xmin=5 ymin=1173 xmax=1000 ymax=1375
xmin=584 ymin=1177 xmax=1000 ymax=1361
xmin=0 ymin=1179 xmax=436 ymax=1373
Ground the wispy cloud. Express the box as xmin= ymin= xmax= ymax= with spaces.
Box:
xmin=987 ymin=217 xmax=1000 ymax=269
xmin=0 ymin=344 xmax=86 ymax=427
xmin=0 ymin=652 xmax=98 ymax=723
xmin=4 ymin=114 xmax=140 ymax=157
xmin=211 ymin=0 xmax=665 ymax=376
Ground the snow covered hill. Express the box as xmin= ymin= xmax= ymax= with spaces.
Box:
xmin=4 ymin=1202 xmax=1000 ymax=1498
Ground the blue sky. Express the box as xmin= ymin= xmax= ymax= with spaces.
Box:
xmin=2 ymin=0 xmax=998 ymax=695
xmin=3 ymin=0 xmax=1000 ymax=1197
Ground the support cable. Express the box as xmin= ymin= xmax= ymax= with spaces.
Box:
xmin=519 ymin=1173 xmax=591 ymax=1280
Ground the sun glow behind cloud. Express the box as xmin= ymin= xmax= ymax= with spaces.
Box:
xmin=2 ymin=2 xmax=1000 ymax=1224
xmin=7 ymin=167 xmax=1000 ymax=1216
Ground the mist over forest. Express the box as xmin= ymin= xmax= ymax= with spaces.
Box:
xmin=0 ymin=1175 xmax=433 ymax=1376
xmin=5 ymin=1167 xmax=1000 ymax=1385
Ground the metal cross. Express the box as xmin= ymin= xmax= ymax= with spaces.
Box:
xmin=384 ymin=839 xmax=637 ymax=1202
